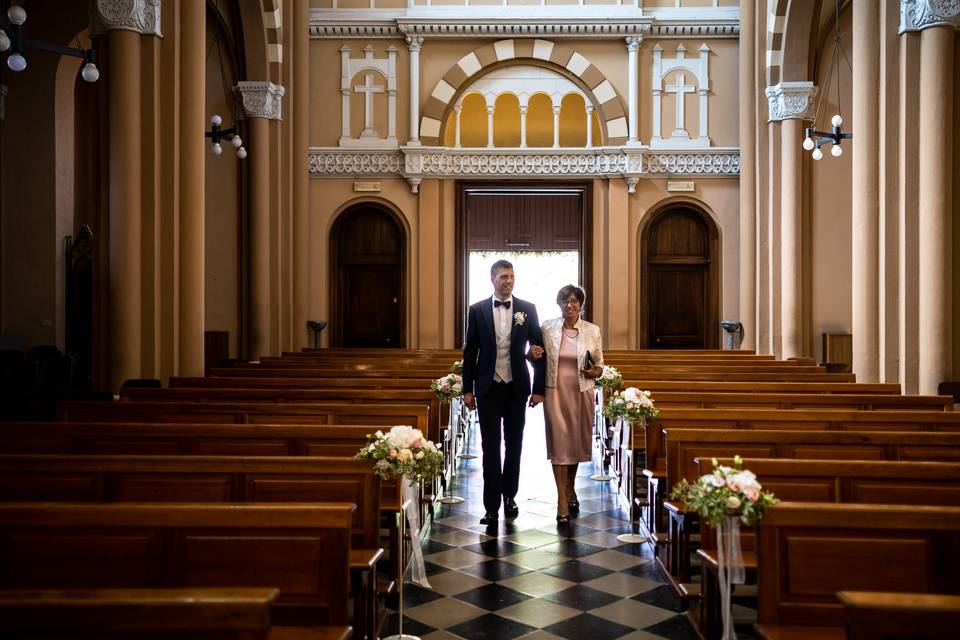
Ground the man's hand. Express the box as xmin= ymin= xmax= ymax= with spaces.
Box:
xmin=463 ymin=392 xmax=476 ymax=411
xmin=529 ymin=345 xmax=544 ymax=360
xmin=529 ymin=394 xmax=544 ymax=407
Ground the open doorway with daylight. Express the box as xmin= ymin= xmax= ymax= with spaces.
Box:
xmin=456 ymin=185 xmax=593 ymax=344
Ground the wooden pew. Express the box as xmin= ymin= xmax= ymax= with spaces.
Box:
xmin=0 ymin=503 xmax=354 ymax=633
xmin=753 ymin=502 xmax=960 ymax=639
xmin=837 ymin=591 xmax=960 ymax=640
xmin=172 ymin=376 xmax=432 ymax=390
xmin=691 ymin=459 xmax=960 ymax=639
xmin=0 ymin=454 xmax=384 ymax=640
xmin=653 ymin=429 xmax=960 ymax=586
xmin=0 ymin=588 xmax=300 ymax=640
xmin=647 ymin=391 xmax=952 ymax=411
xmin=56 ymin=400 xmax=432 ymax=439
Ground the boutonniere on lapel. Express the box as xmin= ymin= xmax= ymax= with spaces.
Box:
xmin=513 ymin=311 xmax=526 ymax=326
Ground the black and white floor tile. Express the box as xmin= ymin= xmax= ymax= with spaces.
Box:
xmin=381 ymin=408 xmax=705 ymax=640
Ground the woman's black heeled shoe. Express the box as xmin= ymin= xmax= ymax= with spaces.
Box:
xmin=556 ymin=513 xmax=570 ymax=525
xmin=567 ymin=499 xmax=580 ymax=515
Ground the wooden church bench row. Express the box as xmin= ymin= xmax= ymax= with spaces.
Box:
xmin=0 ymin=454 xmax=387 ymax=640
xmin=836 ymin=591 xmax=960 ymax=640
xmin=646 ymin=390 xmax=952 ymax=411
xmin=0 ymin=503 xmax=355 ymax=632
xmin=752 ymin=502 xmax=960 ymax=639
xmin=687 ymin=459 xmax=960 ymax=640
xmin=56 ymin=400 xmax=433 ymax=440
xmin=0 ymin=587 xmax=312 ymax=640
xmin=651 ymin=428 xmax=960 ymax=583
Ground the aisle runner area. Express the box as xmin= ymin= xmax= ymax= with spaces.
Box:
xmin=382 ymin=407 xmax=702 ymax=640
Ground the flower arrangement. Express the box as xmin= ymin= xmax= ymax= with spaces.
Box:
xmin=669 ymin=455 xmax=779 ymax=527
xmin=430 ymin=372 xmax=463 ymax=403
xmin=594 ymin=365 xmax=623 ymax=391
xmin=450 ymin=359 xmax=463 ymax=374
xmin=356 ymin=425 xmax=444 ymax=484
xmin=602 ymin=386 xmax=659 ymax=422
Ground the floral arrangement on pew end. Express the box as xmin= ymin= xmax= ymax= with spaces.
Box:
xmin=430 ymin=372 xmax=463 ymax=403
xmin=594 ymin=365 xmax=623 ymax=392
xmin=450 ymin=359 xmax=463 ymax=375
xmin=602 ymin=386 xmax=659 ymax=423
xmin=669 ymin=455 xmax=779 ymax=527
xmin=356 ymin=425 xmax=444 ymax=484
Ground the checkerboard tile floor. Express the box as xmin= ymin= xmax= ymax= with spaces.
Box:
xmin=381 ymin=408 xmax=704 ymax=640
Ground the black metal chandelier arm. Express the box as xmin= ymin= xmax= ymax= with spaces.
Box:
xmin=21 ymin=36 xmax=92 ymax=61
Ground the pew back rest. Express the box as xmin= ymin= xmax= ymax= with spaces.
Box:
xmin=0 ymin=455 xmax=382 ymax=549
xmin=0 ymin=503 xmax=354 ymax=626
xmin=756 ymin=502 xmax=960 ymax=627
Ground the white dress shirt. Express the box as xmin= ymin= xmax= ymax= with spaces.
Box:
xmin=493 ymin=296 xmax=513 ymax=383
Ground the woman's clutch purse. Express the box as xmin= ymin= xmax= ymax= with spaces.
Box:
xmin=583 ymin=350 xmax=593 ymax=370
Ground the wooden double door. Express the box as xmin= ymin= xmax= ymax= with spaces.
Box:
xmin=330 ymin=205 xmax=405 ymax=347
xmin=641 ymin=205 xmax=719 ymax=349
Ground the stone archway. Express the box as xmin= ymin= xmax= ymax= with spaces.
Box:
xmin=420 ymin=39 xmax=628 ymax=146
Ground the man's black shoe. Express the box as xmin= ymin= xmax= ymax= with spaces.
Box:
xmin=504 ymin=497 xmax=519 ymax=518
xmin=479 ymin=512 xmax=499 ymax=525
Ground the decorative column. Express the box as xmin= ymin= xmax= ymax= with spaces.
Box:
xmin=92 ymin=0 xmax=162 ymax=389
xmin=552 ymin=103 xmax=561 ymax=148
xmin=454 ymin=103 xmax=462 ymax=147
xmin=902 ymin=3 xmax=959 ymax=393
xmin=293 ymin=0 xmax=311 ymax=349
xmin=585 ymin=105 xmax=593 ymax=148
xmin=486 ymin=102 xmax=494 ymax=148
xmin=406 ymin=36 xmax=423 ymax=146
xmin=626 ymin=36 xmax=640 ymax=146
xmin=852 ymin=0 xmax=881 ymax=382
xmin=519 ymin=100 xmax=528 ymax=148
xmin=738 ymin=0 xmax=756 ymax=349
xmin=178 ymin=0 xmax=205 ymax=377
xmin=339 ymin=46 xmax=351 ymax=140
xmin=237 ymin=81 xmax=285 ymax=361
xmin=765 ymin=81 xmax=816 ymax=359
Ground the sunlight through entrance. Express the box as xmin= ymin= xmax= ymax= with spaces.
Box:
xmin=467 ymin=251 xmax=582 ymax=325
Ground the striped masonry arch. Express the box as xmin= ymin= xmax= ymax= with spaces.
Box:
xmin=765 ymin=0 xmax=788 ymax=87
xmin=262 ymin=0 xmax=283 ymax=78
xmin=419 ymin=39 xmax=629 ymax=146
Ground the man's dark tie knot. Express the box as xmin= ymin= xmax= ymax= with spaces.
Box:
xmin=494 ymin=300 xmax=511 ymax=309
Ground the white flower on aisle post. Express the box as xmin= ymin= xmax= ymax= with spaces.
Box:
xmin=513 ymin=311 xmax=526 ymax=326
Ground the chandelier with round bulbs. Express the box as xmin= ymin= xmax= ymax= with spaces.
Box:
xmin=802 ymin=0 xmax=852 ymax=161
xmin=0 ymin=5 xmax=100 ymax=82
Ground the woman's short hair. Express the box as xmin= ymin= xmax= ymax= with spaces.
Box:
xmin=556 ymin=284 xmax=586 ymax=306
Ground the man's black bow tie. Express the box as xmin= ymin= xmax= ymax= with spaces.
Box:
xmin=494 ymin=300 xmax=511 ymax=309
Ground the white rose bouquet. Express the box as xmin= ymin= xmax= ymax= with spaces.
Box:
xmin=669 ymin=455 xmax=779 ymax=527
xmin=450 ymin=359 xmax=463 ymax=375
xmin=430 ymin=373 xmax=463 ymax=403
xmin=594 ymin=365 xmax=623 ymax=391
xmin=602 ymin=386 xmax=658 ymax=422
xmin=356 ymin=425 xmax=444 ymax=484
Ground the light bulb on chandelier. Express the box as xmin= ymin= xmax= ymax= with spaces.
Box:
xmin=802 ymin=0 xmax=852 ymax=161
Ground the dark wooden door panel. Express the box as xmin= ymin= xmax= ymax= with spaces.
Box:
xmin=341 ymin=266 xmax=401 ymax=347
xmin=651 ymin=267 xmax=704 ymax=348
xmin=642 ymin=206 xmax=718 ymax=349
xmin=331 ymin=206 xmax=405 ymax=348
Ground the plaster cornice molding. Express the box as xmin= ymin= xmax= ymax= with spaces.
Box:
xmin=307 ymin=147 xmax=740 ymax=188
xmin=91 ymin=0 xmax=162 ymax=37
xmin=308 ymin=8 xmax=738 ymax=39
xmin=236 ymin=81 xmax=286 ymax=121
xmin=899 ymin=0 xmax=960 ymax=33
xmin=765 ymin=81 xmax=816 ymax=122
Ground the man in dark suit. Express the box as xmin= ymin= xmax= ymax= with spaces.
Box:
xmin=462 ymin=260 xmax=546 ymax=525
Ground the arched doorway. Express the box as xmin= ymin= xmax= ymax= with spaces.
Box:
xmin=330 ymin=204 xmax=406 ymax=347
xmin=640 ymin=205 xmax=719 ymax=349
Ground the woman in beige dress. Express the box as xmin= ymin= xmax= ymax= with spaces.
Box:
xmin=530 ymin=285 xmax=604 ymax=524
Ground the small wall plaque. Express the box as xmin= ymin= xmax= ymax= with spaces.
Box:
xmin=667 ymin=180 xmax=695 ymax=192
xmin=353 ymin=181 xmax=381 ymax=192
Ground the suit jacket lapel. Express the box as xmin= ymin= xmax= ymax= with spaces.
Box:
xmin=481 ymin=296 xmax=496 ymax=346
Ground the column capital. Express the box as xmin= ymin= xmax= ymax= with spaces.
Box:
xmin=236 ymin=81 xmax=286 ymax=120
xmin=625 ymin=35 xmax=642 ymax=51
xmin=91 ymin=0 xmax=162 ymax=37
xmin=764 ymin=81 xmax=816 ymax=122
xmin=900 ymin=0 xmax=960 ymax=34
xmin=406 ymin=35 xmax=424 ymax=52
